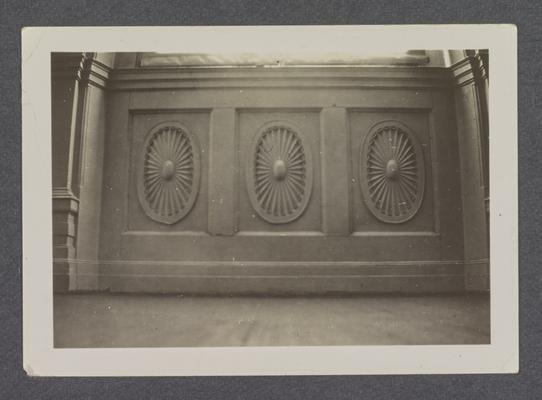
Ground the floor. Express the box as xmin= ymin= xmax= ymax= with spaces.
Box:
xmin=53 ymin=293 xmax=490 ymax=348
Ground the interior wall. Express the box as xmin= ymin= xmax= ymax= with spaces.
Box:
xmin=51 ymin=50 xmax=489 ymax=294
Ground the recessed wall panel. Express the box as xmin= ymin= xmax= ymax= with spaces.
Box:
xmin=237 ymin=110 xmax=322 ymax=233
xmin=349 ymin=111 xmax=436 ymax=234
xmin=126 ymin=111 xmax=210 ymax=232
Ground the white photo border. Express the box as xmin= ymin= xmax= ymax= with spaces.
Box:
xmin=22 ymin=25 xmax=518 ymax=376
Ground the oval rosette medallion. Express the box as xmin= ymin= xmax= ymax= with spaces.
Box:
xmin=137 ymin=122 xmax=200 ymax=224
xmin=246 ymin=122 xmax=313 ymax=224
xmin=360 ymin=121 xmax=425 ymax=223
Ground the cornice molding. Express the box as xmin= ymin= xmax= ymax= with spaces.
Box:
xmin=80 ymin=56 xmax=111 ymax=90
xmin=51 ymin=53 xmax=111 ymax=90
xmin=107 ymin=66 xmax=454 ymax=91
xmin=450 ymin=54 xmax=488 ymax=88
xmin=52 ymin=54 xmax=487 ymax=92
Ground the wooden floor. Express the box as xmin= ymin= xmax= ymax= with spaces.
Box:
xmin=53 ymin=293 xmax=490 ymax=347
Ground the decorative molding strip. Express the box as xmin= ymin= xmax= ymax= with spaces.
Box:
xmin=58 ymin=272 xmax=466 ymax=280
xmin=121 ymin=230 xmax=209 ymax=236
xmin=246 ymin=122 xmax=313 ymax=224
xmin=464 ymin=258 xmax=490 ymax=266
xmin=52 ymin=186 xmax=79 ymax=200
xmin=235 ymin=231 xmax=324 ymax=236
xmin=360 ymin=121 xmax=425 ymax=224
xmin=351 ymin=231 xmax=438 ymax=237
xmin=137 ymin=121 xmax=201 ymax=224
xmin=54 ymin=258 xmax=474 ymax=267
xmin=82 ymin=58 xmax=111 ymax=90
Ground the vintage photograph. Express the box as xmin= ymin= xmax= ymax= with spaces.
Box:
xmin=22 ymin=25 xmax=517 ymax=376
xmin=51 ymin=49 xmax=490 ymax=347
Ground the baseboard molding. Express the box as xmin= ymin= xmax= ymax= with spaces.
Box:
xmin=54 ymin=259 xmax=466 ymax=294
xmin=53 ymin=262 xmax=70 ymax=292
xmin=464 ymin=260 xmax=489 ymax=292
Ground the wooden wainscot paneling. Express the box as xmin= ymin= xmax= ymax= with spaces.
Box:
xmin=85 ymin=60 xmax=473 ymax=294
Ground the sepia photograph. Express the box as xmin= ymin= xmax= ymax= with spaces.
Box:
xmin=22 ymin=25 xmax=517 ymax=375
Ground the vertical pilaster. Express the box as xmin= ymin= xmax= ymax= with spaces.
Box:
xmin=73 ymin=85 xmax=107 ymax=290
xmin=73 ymin=53 xmax=113 ymax=290
xmin=320 ymin=107 xmax=351 ymax=235
xmin=51 ymin=53 xmax=85 ymax=292
xmin=451 ymin=51 xmax=490 ymax=291
xmin=208 ymin=108 xmax=237 ymax=235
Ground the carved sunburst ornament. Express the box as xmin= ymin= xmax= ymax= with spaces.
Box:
xmin=360 ymin=122 xmax=425 ymax=223
xmin=247 ymin=123 xmax=313 ymax=224
xmin=137 ymin=123 xmax=200 ymax=224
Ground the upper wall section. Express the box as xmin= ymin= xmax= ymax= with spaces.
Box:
xmin=113 ymin=50 xmax=448 ymax=69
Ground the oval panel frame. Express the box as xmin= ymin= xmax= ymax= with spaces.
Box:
xmin=246 ymin=121 xmax=314 ymax=224
xmin=359 ymin=120 xmax=426 ymax=224
xmin=137 ymin=121 xmax=201 ymax=225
